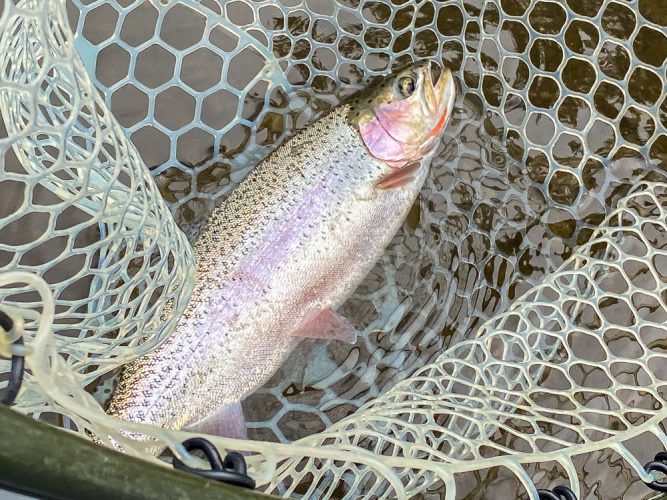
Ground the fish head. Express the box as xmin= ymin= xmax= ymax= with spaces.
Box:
xmin=352 ymin=60 xmax=456 ymax=168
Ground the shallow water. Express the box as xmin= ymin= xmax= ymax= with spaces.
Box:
xmin=52 ymin=0 xmax=667 ymax=497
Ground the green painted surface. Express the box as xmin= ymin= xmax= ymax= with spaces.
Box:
xmin=0 ymin=406 xmax=272 ymax=500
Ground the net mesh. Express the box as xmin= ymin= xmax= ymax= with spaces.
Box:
xmin=1 ymin=0 xmax=667 ymax=498
xmin=67 ymin=0 xmax=667 ymax=451
xmin=0 ymin=0 xmax=194 ymax=404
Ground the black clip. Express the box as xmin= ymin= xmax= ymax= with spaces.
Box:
xmin=172 ymin=437 xmax=256 ymax=490
xmin=537 ymin=485 xmax=577 ymax=500
xmin=0 ymin=309 xmax=24 ymax=407
xmin=643 ymin=451 xmax=667 ymax=492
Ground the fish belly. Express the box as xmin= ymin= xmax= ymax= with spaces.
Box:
xmin=108 ymin=105 xmax=428 ymax=431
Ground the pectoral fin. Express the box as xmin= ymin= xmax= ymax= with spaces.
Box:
xmin=291 ymin=308 xmax=358 ymax=344
xmin=376 ymin=162 xmax=422 ymax=189
xmin=187 ymin=401 xmax=247 ymax=439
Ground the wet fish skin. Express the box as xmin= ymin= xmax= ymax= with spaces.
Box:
xmin=108 ymin=62 xmax=455 ymax=434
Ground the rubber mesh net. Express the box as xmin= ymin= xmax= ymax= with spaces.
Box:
xmin=1 ymin=0 xmax=667 ymax=498
xmin=0 ymin=0 xmax=194 ymax=409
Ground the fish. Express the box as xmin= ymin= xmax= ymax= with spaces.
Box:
xmin=108 ymin=60 xmax=456 ymax=439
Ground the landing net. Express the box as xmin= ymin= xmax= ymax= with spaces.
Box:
xmin=1 ymin=0 xmax=666 ymax=498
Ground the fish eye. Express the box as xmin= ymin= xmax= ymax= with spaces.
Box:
xmin=398 ymin=76 xmax=416 ymax=98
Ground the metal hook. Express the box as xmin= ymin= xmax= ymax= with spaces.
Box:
xmin=643 ymin=451 xmax=667 ymax=492
xmin=537 ymin=485 xmax=577 ymax=500
xmin=0 ymin=309 xmax=24 ymax=407
xmin=172 ymin=437 xmax=255 ymax=490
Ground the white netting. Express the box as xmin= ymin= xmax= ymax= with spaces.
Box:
xmin=1 ymin=0 xmax=667 ymax=498
xmin=6 ymin=178 xmax=667 ymax=498
xmin=66 ymin=0 xmax=667 ymax=452
xmin=0 ymin=0 xmax=194 ymax=407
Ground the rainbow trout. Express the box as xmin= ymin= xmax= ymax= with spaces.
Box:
xmin=108 ymin=61 xmax=456 ymax=438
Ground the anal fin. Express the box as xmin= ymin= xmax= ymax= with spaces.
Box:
xmin=187 ymin=401 xmax=247 ymax=439
xmin=291 ymin=308 xmax=358 ymax=344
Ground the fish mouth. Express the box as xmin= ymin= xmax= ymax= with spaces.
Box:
xmin=420 ymin=61 xmax=456 ymax=140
